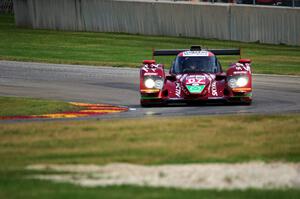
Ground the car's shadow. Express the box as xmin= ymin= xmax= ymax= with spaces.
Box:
xmin=136 ymin=101 xmax=252 ymax=108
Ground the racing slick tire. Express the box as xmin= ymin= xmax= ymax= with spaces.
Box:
xmin=140 ymin=99 xmax=164 ymax=107
xmin=228 ymin=97 xmax=252 ymax=106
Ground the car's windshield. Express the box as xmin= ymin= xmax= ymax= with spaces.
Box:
xmin=173 ymin=56 xmax=220 ymax=74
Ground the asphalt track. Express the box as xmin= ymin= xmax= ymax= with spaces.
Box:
xmin=0 ymin=61 xmax=300 ymax=120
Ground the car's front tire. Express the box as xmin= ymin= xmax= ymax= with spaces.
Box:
xmin=140 ymin=99 xmax=164 ymax=107
xmin=228 ymin=97 xmax=252 ymax=105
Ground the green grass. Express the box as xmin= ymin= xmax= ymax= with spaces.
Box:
xmin=1 ymin=114 xmax=300 ymax=171
xmin=1 ymin=14 xmax=300 ymax=75
xmin=0 ymin=96 xmax=80 ymax=116
xmin=1 ymin=174 xmax=300 ymax=199
xmin=1 ymin=114 xmax=300 ymax=198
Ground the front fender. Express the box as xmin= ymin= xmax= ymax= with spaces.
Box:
xmin=140 ymin=60 xmax=165 ymax=98
xmin=226 ymin=59 xmax=252 ymax=98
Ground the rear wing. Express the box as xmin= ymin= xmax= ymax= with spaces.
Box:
xmin=152 ymin=46 xmax=241 ymax=57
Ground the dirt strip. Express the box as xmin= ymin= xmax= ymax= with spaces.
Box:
xmin=27 ymin=162 xmax=300 ymax=190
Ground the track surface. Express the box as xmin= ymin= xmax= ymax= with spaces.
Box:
xmin=0 ymin=61 xmax=300 ymax=119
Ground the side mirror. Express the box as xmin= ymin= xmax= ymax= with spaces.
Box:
xmin=215 ymin=73 xmax=226 ymax=81
xmin=166 ymin=75 xmax=176 ymax=81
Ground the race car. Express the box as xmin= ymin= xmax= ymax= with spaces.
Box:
xmin=140 ymin=46 xmax=252 ymax=106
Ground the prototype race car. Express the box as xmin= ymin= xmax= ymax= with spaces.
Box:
xmin=140 ymin=46 xmax=252 ymax=106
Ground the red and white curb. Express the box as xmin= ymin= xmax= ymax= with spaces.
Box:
xmin=0 ymin=102 xmax=128 ymax=120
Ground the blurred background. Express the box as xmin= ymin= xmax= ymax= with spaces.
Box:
xmin=1 ymin=0 xmax=300 ymax=15
xmin=0 ymin=0 xmax=13 ymax=13
xmin=136 ymin=0 xmax=300 ymax=7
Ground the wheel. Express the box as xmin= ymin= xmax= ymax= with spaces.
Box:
xmin=241 ymin=101 xmax=252 ymax=105
xmin=240 ymin=97 xmax=252 ymax=105
xmin=227 ymin=97 xmax=252 ymax=105
xmin=140 ymin=99 xmax=164 ymax=107
xmin=140 ymin=101 xmax=151 ymax=107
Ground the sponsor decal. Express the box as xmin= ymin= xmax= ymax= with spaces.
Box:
xmin=211 ymin=81 xmax=218 ymax=96
xmin=182 ymin=51 xmax=209 ymax=57
xmin=204 ymin=73 xmax=211 ymax=80
xmin=186 ymin=85 xmax=205 ymax=94
xmin=180 ymin=74 xmax=188 ymax=82
xmin=203 ymin=73 xmax=213 ymax=94
xmin=233 ymin=71 xmax=247 ymax=75
xmin=142 ymin=64 xmax=159 ymax=72
xmin=235 ymin=63 xmax=251 ymax=73
xmin=244 ymin=63 xmax=251 ymax=74
xmin=175 ymin=82 xmax=181 ymax=98
xmin=144 ymin=72 xmax=158 ymax=76
xmin=176 ymin=74 xmax=182 ymax=79
xmin=185 ymin=75 xmax=205 ymax=85
xmin=209 ymin=74 xmax=216 ymax=80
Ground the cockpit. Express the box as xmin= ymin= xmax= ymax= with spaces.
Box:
xmin=172 ymin=54 xmax=221 ymax=74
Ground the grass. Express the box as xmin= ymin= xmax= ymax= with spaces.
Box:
xmin=1 ymin=114 xmax=300 ymax=171
xmin=1 ymin=175 xmax=300 ymax=199
xmin=0 ymin=114 xmax=300 ymax=198
xmin=1 ymin=14 xmax=300 ymax=75
xmin=0 ymin=96 xmax=81 ymax=116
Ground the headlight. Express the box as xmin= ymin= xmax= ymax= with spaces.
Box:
xmin=228 ymin=78 xmax=237 ymax=88
xmin=154 ymin=79 xmax=164 ymax=89
xmin=228 ymin=76 xmax=248 ymax=88
xmin=144 ymin=77 xmax=164 ymax=89
xmin=236 ymin=77 xmax=248 ymax=87
xmin=144 ymin=78 xmax=155 ymax=88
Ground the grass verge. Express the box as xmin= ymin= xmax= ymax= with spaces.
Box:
xmin=1 ymin=14 xmax=300 ymax=75
xmin=0 ymin=96 xmax=81 ymax=116
xmin=0 ymin=114 xmax=300 ymax=198
xmin=1 ymin=114 xmax=300 ymax=198
xmin=1 ymin=114 xmax=299 ymax=171
xmin=0 ymin=175 xmax=300 ymax=199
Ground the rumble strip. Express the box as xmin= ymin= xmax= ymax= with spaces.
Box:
xmin=0 ymin=102 xmax=128 ymax=120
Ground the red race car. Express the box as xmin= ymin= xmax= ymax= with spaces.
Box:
xmin=140 ymin=46 xmax=252 ymax=106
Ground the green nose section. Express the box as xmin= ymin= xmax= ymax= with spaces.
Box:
xmin=186 ymin=85 xmax=205 ymax=94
